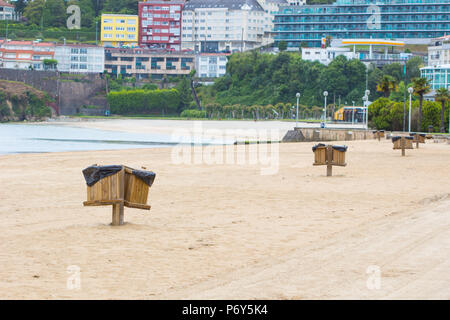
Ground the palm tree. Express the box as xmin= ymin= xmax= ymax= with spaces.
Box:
xmin=435 ymin=87 xmax=450 ymax=133
xmin=412 ymin=77 xmax=431 ymax=131
xmin=377 ymin=75 xmax=398 ymax=98
xmin=189 ymin=69 xmax=201 ymax=110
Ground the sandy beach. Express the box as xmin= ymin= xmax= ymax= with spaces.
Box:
xmin=0 ymin=132 xmax=449 ymax=299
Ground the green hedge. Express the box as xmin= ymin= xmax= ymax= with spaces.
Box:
xmin=180 ymin=109 xmax=207 ymax=118
xmin=107 ymin=89 xmax=180 ymax=115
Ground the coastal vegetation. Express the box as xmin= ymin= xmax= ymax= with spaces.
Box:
xmin=369 ymin=97 xmax=448 ymax=132
xmin=196 ymin=52 xmax=424 ymax=110
xmin=0 ymin=80 xmax=52 ymax=122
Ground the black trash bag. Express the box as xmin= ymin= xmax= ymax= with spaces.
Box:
xmin=332 ymin=145 xmax=348 ymax=152
xmin=405 ymin=136 xmax=413 ymax=140
xmin=409 ymin=132 xmax=417 ymax=136
xmin=312 ymin=143 xmax=326 ymax=151
xmin=392 ymin=136 xmax=401 ymax=142
xmin=132 ymin=169 xmax=156 ymax=187
xmin=380 ymin=130 xmax=385 ymax=133
xmin=419 ymin=133 xmax=426 ymax=137
xmin=82 ymin=165 xmax=123 ymax=187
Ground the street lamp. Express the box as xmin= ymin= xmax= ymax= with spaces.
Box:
xmin=296 ymin=92 xmax=300 ymax=128
xmin=362 ymin=95 xmax=368 ymax=128
xmin=323 ymin=91 xmax=328 ymax=122
xmin=408 ymin=87 xmax=413 ymax=132
xmin=352 ymin=100 xmax=355 ymax=124
xmin=365 ymin=90 xmax=370 ymax=129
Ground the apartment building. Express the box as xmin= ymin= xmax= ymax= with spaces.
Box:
xmin=0 ymin=0 xmax=15 ymax=20
xmin=301 ymin=47 xmax=357 ymax=66
xmin=274 ymin=0 xmax=450 ymax=48
xmin=196 ymin=53 xmax=230 ymax=78
xmin=138 ymin=0 xmax=185 ymax=50
xmin=421 ymin=35 xmax=450 ymax=91
xmin=104 ymin=47 xmax=195 ymax=79
xmin=181 ymin=0 xmax=271 ymax=53
xmin=427 ymin=35 xmax=450 ymax=67
xmin=0 ymin=40 xmax=55 ymax=70
xmin=54 ymin=44 xmax=105 ymax=73
xmin=101 ymin=14 xmax=139 ymax=48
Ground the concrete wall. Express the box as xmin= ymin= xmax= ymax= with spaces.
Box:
xmin=282 ymin=128 xmax=375 ymax=142
xmin=0 ymin=68 xmax=107 ymax=115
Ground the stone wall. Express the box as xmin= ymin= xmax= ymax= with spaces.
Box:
xmin=0 ymin=68 xmax=107 ymax=115
xmin=282 ymin=128 xmax=375 ymax=142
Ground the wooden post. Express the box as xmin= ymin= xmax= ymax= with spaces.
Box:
xmin=112 ymin=168 xmax=125 ymax=226
xmin=416 ymin=141 xmax=419 ymax=149
xmin=401 ymin=138 xmax=406 ymax=156
xmin=326 ymin=145 xmax=333 ymax=176
xmin=378 ymin=132 xmax=381 ymax=141
xmin=112 ymin=203 xmax=124 ymax=226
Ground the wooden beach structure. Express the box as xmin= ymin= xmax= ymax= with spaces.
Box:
xmin=373 ymin=130 xmax=385 ymax=141
xmin=410 ymin=132 xmax=426 ymax=148
xmin=392 ymin=136 xmax=413 ymax=156
xmin=313 ymin=144 xmax=347 ymax=176
xmin=82 ymin=165 xmax=156 ymax=226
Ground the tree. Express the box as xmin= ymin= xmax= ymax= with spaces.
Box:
xmin=176 ymin=76 xmax=192 ymax=112
xmin=43 ymin=59 xmax=58 ymax=70
xmin=405 ymin=56 xmax=424 ymax=83
xmin=68 ymin=0 xmax=96 ymax=28
xmin=382 ymin=63 xmax=403 ymax=83
xmin=189 ymin=69 xmax=201 ymax=110
xmin=42 ymin=0 xmax=66 ymax=28
xmin=377 ymin=75 xmax=398 ymax=98
xmin=103 ymin=0 xmax=138 ymax=15
xmin=14 ymin=0 xmax=27 ymax=15
xmin=412 ymin=77 xmax=431 ymax=131
xmin=435 ymin=87 xmax=450 ymax=133
xmin=278 ymin=41 xmax=287 ymax=52
xmin=23 ymin=0 xmax=45 ymax=26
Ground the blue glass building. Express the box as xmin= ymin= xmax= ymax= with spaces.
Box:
xmin=273 ymin=0 xmax=450 ymax=48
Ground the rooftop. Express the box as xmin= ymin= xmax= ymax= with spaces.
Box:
xmin=0 ymin=1 xmax=14 ymax=8
xmin=184 ymin=0 xmax=264 ymax=11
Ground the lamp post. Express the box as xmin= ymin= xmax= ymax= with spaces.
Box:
xmin=296 ymin=92 xmax=300 ymax=128
xmin=323 ymin=91 xmax=328 ymax=122
xmin=352 ymin=100 xmax=355 ymax=124
xmin=408 ymin=87 xmax=413 ymax=132
xmin=362 ymin=95 xmax=368 ymax=127
xmin=365 ymin=89 xmax=370 ymax=129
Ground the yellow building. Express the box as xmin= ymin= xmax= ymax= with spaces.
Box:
xmin=100 ymin=14 xmax=139 ymax=48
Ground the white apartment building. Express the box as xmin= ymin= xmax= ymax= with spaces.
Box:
xmin=427 ymin=35 xmax=450 ymax=67
xmin=257 ymin=0 xmax=288 ymax=47
xmin=0 ymin=40 xmax=55 ymax=70
xmin=301 ymin=47 xmax=357 ymax=66
xmin=196 ymin=53 xmax=230 ymax=78
xmin=0 ymin=0 xmax=15 ymax=20
xmin=181 ymin=0 xmax=271 ymax=53
xmin=54 ymin=44 xmax=105 ymax=73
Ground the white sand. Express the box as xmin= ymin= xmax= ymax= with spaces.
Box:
xmin=0 ymin=135 xmax=449 ymax=299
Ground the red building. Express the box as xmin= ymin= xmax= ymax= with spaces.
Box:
xmin=138 ymin=0 xmax=185 ymax=51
